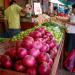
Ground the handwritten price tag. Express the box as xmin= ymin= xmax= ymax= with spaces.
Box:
xmin=34 ymin=2 xmax=42 ymax=15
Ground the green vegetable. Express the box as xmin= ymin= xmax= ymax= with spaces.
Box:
xmin=11 ymin=22 xmax=65 ymax=44
xmin=11 ymin=27 xmax=36 ymax=42
xmin=42 ymin=22 xmax=65 ymax=43
xmin=0 ymin=38 xmax=5 ymax=43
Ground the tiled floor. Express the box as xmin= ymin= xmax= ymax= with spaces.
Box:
xmin=58 ymin=58 xmax=75 ymax=75
xmin=59 ymin=69 xmax=75 ymax=75
xmin=58 ymin=60 xmax=75 ymax=75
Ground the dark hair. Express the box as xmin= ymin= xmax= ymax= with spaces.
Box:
xmin=54 ymin=7 xmax=57 ymax=10
xmin=10 ymin=0 xmax=16 ymax=5
xmin=72 ymin=3 xmax=75 ymax=8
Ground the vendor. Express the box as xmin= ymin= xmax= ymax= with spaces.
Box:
xmin=4 ymin=0 xmax=26 ymax=38
xmin=63 ymin=3 xmax=75 ymax=72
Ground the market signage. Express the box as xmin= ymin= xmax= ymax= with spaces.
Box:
xmin=42 ymin=0 xmax=49 ymax=13
xmin=33 ymin=2 xmax=42 ymax=15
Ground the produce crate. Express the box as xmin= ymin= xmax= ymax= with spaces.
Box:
xmin=50 ymin=37 xmax=64 ymax=75
xmin=0 ymin=37 xmax=64 ymax=75
xmin=0 ymin=38 xmax=10 ymax=55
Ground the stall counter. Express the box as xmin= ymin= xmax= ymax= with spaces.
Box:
xmin=20 ymin=17 xmax=37 ymax=31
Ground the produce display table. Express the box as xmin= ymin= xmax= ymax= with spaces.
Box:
xmin=50 ymin=16 xmax=67 ymax=26
xmin=0 ymin=37 xmax=64 ymax=75
xmin=0 ymin=38 xmax=10 ymax=55
xmin=0 ymin=69 xmax=27 ymax=75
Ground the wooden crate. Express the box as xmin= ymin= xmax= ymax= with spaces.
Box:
xmin=0 ymin=69 xmax=28 ymax=75
xmin=0 ymin=37 xmax=64 ymax=75
xmin=50 ymin=37 xmax=64 ymax=75
xmin=0 ymin=39 xmax=11 ymax=55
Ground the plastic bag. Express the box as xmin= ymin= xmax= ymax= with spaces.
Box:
xmin=64 ymin=49 xmax=75 ymax=72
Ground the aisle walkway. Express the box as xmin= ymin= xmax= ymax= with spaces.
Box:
xmin=59 ymin=69 xmax=75 ymax=75
xmin=58 ymin=61 xmax=75 ymax=75
xmin=58 ymin=58 xmax=75 ymax=75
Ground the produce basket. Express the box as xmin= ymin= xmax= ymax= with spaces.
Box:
xmin=0 ymin=36 xmax=64 ymax=75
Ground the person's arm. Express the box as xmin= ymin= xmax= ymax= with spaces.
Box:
xmin=67 ymin=17 xmax=75 ymax=26
xmin=21 ymin=8 xmax=26 ymax=13
xmin=67 ymin=22 xmax=75 ymax=26
xmin=16 ymin=4 xmax=26 ymax=14
xmin=56 ymin=16 xmax=69 ymax=22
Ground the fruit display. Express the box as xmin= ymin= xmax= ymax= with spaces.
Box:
xmin=11 ymin=25 xmax=41 ymax=42
xmin=42 ymin=22 xmax=65 ymax=43
xmin=0 ymin=27 xmax=58 ymax=75
xmin=11 ymin=22 xmax=64 ymax=44
xmin=11 ymin=27 xmax=35 ymax=42
xmin=32 ymin=14 xmax=50 ymax=24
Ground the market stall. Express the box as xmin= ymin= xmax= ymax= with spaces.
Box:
xmin=0 ymin=21 xmax=65 ymax=75
xmin=0 ymin=0 xmax=66 ymax=75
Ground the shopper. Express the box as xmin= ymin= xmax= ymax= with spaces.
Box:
xmin=4 ymin=0 xmax=26 ymax=38
xmin=66 ymin=4 xmax=75 ymax=52
xmin=65 ymin=7 xmax=69 ymax=15
xmin=53 ymin=7 xmax=58 ymax=16
xmin=25 ymin=4 xmax=32 ymax=17
xmin=64 ymin=3 xmax=75 ymax=72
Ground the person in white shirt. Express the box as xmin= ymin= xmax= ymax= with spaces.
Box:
xmin=66 ymin=4 xmax=75 ymax=52
xmin=64 ymin=3 xmax=75 ymax=72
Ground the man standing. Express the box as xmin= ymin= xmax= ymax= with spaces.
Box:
xmin=4 ymin=0 xmax=26 ymax=38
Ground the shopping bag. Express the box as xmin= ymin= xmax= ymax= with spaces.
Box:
xmin=64 ymin=49 xmax=75 ymax=72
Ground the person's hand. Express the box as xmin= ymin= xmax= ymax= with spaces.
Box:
xmin=68 ymin=22 xmax=75 ymax=25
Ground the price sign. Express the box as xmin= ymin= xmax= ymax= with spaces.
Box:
xmin=34 ymin=2 xmax=42 ymax=15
